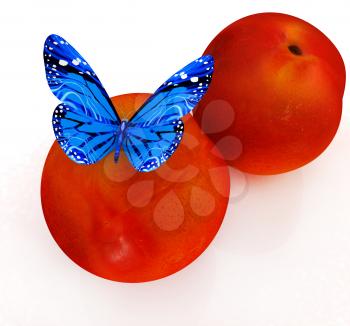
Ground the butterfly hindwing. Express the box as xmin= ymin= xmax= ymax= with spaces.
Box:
xmin=123 ymin=119 xmax=184 ymax=172
xmin=53 ymin=103 xmax=118 ymax=164
xmin=123 ymin=55 xmax=214 ymax=172
xmin=44 ymin=34 xmax=120 ymax=164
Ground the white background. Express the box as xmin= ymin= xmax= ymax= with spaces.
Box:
xmin=1 ymin=0 xmax=350 ymax=325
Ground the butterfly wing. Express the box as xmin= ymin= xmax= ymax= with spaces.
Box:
xmin=52 ymin=103 xmax=119 ymax=164
xmin=123 ymin=119 xmax=185 ymax=172
xmin=123 ymin=55 xmax=214 ymax=172
xmin=44 ymin=34 xmax=120 ymax=164
xmin=129 ymin=54 xmax=214 ymax=124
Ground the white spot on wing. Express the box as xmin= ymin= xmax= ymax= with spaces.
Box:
xmin=59 ymin=59 xmax=68 ymax=66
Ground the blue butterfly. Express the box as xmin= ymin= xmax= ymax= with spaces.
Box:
xmin=44 ymin=34 xmax=214 ymax=172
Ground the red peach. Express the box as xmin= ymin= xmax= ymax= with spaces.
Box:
xmin=194 ymin=13 xmax=346 ymax=174
xmin=41 ymin=93 xmax=230 ymax=282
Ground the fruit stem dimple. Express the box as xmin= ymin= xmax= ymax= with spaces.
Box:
xmin=288 ymin=45 xmax=303 ymax=56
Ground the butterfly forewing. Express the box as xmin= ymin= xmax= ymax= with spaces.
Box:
xmin=129 ymin=54 xmax=214 ymax=124
xmin=44 ymin=34 xmax=120 ymax=164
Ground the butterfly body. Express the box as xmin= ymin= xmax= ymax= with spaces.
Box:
xmin=44 ymin=34 xmax=214 ymax=172
xmin=114 ymin=119 xmax=128 ymax=163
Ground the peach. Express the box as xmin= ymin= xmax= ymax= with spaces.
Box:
xmin=41 ymin=93 xmax=230 ymax=282
xmin=194 ymin=13 xmax=346 ymax=174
